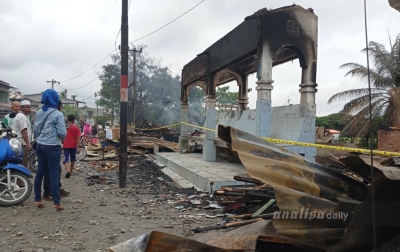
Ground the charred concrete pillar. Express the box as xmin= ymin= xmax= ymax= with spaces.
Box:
xmin=255 ymin=54 xmax=273 ymax=138
xmin=238 ymin=74 xmax=249 ymax=112
xmin=203 ymin=95 xmax=216 ymax=162
xmin=299 ymin=63 xmax=318 ymax=104
xmin=179 ymin=102 xmax=189 ymax=152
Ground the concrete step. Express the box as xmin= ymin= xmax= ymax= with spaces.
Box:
xmin=155 ymin=152 xmax=249 ymax=193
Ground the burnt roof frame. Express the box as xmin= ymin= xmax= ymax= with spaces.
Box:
xmin=181 ymin=4 xmax=318 ymax=98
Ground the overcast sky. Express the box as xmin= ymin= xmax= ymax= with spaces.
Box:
xmin=0 ymin=0 xmax=399 ymax=116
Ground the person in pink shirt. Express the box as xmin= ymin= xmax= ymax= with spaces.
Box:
xmin=82 ymin=122 xmax=91 ymax=145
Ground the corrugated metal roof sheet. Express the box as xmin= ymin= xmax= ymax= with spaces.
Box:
xmin=0 ymin=80 xmax=15 ymax=89
xmin=24 ymin=93 xmax=85 ymax=105
xmin=217 ymin=125 xmax=400 ymax=250
xmin=8 ymin=90 xmax=26 ymax=100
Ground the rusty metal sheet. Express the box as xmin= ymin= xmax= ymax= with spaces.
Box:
xmin=198 ymin=219 xmax=270 ymax=250
xmin=338 ymin=155 xmax=400 ymax=181
xmin=218 ymin=125 xmax=400 ymax=251
xmin=108 ymin=231 xmax=240 ymax=252
xmin=217 ymin=125 xmax=368 ymax=246
xmin=218 ymin=125 xmax=368 ymax=201
xmin=327 ymin=175 xmax=400 ymax=252
xmin=198 ymin=219 xmax=326 ymax=251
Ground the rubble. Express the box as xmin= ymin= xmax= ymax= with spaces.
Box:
xmin=83 ymin=124 xmax=179 ymax=161
xmin=128 ymin=136 xmax=179 ymax=153
xmin=112 ymin=125 xmax=400 ymax=251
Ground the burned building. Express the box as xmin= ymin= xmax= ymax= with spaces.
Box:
xmin=179 ymin=5 xmax=318 ymax=161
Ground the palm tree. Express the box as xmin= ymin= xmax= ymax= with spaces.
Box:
xmin=328 ymin=34 xmax=400 ymax=137
xmin=60 ymin=91 xmax=67 ymax=98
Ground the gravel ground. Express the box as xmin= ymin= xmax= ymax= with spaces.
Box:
xmin=0 ymin=155 xmax=224 ymax=252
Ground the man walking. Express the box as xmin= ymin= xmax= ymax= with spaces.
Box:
xmin=12 ymin=100 xmax=32 ymax=167
xmin=3 ymin=101 xmax=21 ymax=127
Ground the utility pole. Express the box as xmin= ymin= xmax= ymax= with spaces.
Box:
xmin=46 ymin=79 xmax=60 ymax=89
xmin=128 ymin=47 xmax=142 ymax=127
xmin=119 ymin=0 xmax=129 ymax=188
xmin=95 ymin=92 xmax=99 ymax=119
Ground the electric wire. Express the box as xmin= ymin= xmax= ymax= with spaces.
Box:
xmin=114 ymin=0 xmax=132 ymax=55
xmin=59 ymin=0 xmax=205 ymax=83
xmin=59 ymin=50 xmax=115 ymax=83
xmin=130 ymin=0 xmax=205 ymax=43
xmin=56 ymin=83 xmax=96 ymax=101
xmin=363 ymin=0 xmax=377 ymax=249
xmin=115 ymin=29 xmax=121 ymax=55
xmin=66 ymin=76 xmax=99 ymax=91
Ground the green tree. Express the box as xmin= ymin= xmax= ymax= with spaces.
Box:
xmin=142 ymin=67 xmax=182 ymax=125
xmin=60 ymin=91 xmax=67 ymax=98
xmin=98 ymin=55 xmax=121 ymax=124
xmin=216 ymin=86 xmax=252 ymax=108
xmin=316 ymin=113 xmax=345 ymax=130
xmin=61 ymin=104 xmax=78 ymax=120
xmin=216 ymin=86 xmax=238 ymax=107
xmin=98 ymin=45 xmax=205 ymax=126
xmin=93 ymin=115 xmax=109 ymax=127
xmin=328 ymin=34 xmax=400 ymax=137
xmin=188 ymin=87 xmax=206 ymax=126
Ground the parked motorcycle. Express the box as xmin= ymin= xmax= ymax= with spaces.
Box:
xmin=28 ymin=146 xmax=87 ymax=173
xmin=0 ymin=112 xmax=33 ymax=207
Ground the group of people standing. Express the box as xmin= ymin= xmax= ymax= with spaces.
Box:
xmin=1 ymin=89 xmax=82 ymax=210
xmin=2 ymin=100 xmax=33 ymax=167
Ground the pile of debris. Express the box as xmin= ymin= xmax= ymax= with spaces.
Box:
xmin=83 ymin=135 xmax=179 ymax=161
xmin=85 ymin=141 xmax=117 ymax=161
xmin=128 ymin=136 xmax=179 ymax=154
xmin=112 ymin=125 xmax=400 ymax=251
xmin=134 ymin=116 xmax=179 ymax=142
xmin=315 ymin=126 xmax=340 ymax=143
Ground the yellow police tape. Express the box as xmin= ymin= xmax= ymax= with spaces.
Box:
xmin=261 ymin=137 xmax=400 ymax=156
xmin=133 ymin=121 xmax=400 ymax=157
xmin=180 ymin=122 xmax=217 ymax=132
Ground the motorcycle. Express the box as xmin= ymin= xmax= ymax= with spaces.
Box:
xmin=0 ymin=112 xmax=33 ymax=207
xmin=28 ymin=145 xmax=87 ymax=173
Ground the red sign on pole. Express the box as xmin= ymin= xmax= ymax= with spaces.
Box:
xmin=120 ymin=75 xmax=128 ymax=102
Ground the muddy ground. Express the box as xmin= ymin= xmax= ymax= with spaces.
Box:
xmin=0 ymin=155 xmax=225 ymax=252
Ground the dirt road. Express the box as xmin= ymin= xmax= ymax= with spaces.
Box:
xmin=0 ymin=155 xmax=222 ymax=252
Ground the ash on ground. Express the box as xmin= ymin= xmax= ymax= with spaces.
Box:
xmin=83 ymin=155 xmax=198 ymax=195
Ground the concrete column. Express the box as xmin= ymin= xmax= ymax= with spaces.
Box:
xmin=202 ymin=95 xmax=216 ymax=162
xmin=255 ymin=50 xmax=274 ymax=138
xmin=238 ymin=74 xmax=249 ymax=112
xmin=299 ymin=65 xmax=318 ymax=104
xmin=179 ymin=103 xmax=189 ymax=152
xmin=299 ymin=82 xmax=318 ymax=103
xmin=256 ymin=80 xmax=273 ymax=101
xmin=255 ymin=80 xmax=273 ymax=138
xmin=238 ymin=96 xmax=249 ymax=112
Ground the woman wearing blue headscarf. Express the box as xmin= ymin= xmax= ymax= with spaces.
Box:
xmin=33 ymin=89 xmax=67 ymax=210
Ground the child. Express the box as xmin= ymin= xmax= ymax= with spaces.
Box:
xmin=63 ymin=115 xmax=81 ymax=178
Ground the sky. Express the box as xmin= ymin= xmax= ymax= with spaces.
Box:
xmin=0 ymin=0 xmax=399 ymax=116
